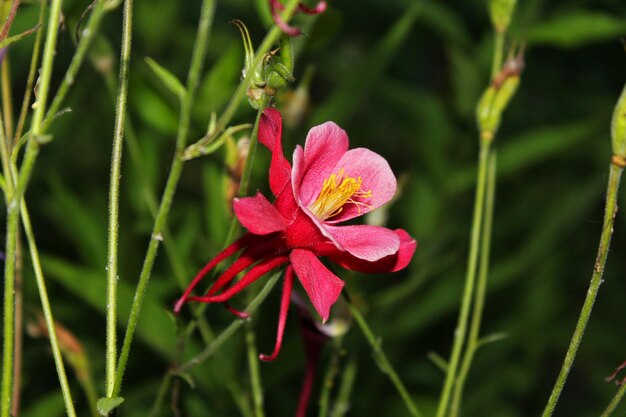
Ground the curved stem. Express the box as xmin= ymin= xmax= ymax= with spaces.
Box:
xmin=346 ymin=296 xmax=421 ymax=417
xmin=105 ymin=0 xmax=133 ymax=398
xmin=541 ymin=163 xmax=623 ymax=417
xmin=435 ymin=141 xmax=491 ymax=417
xmin=245 ymin=322 xmax=265 ymax=417
xmin=491 ymin=31 xmax=505 ymax=80
xmin=449 ymin=150 xmax=497 ymax=417
xmin=112 ymin=0 xmax=216 ymax=396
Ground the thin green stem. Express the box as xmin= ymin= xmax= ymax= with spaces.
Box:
xmin=13 ymin=0 xmax=46 ymax=144
xmin=41 ymin=0 xmax=108 ymax=133
xmin=318 ymin=339 xmax=343 ymax=417
xmin=491 ymin=30 xmax=505 ymax=80
xmin=449 ymin=151 xmax=497 ymax=417
xmin=435 ymin=141 xmax=491 ymax=417
xmin=330 ymin=358 xmax=357 ymax=417
xmin=245 ymin=322 xmax=265 ymax=417
xmin=346 ymin=296 xmax=421 ymax=417
xmin=112 ymin=0 xmax=216 ymax=396
xmin=149 ymin=371 xmax=173 ymax=417
xmin=600 ymin=382 xmax=626 ymax=417
xmin=541 ymin=163 xmax=623 ymax=417
xmin=1 ymin=0 xmax=63 ymax=414
xmin=178 ymin=272 xmax=281 ymax=373
xmin=105 ymin=0 xmax=133 ymax=398
xmin=20 ymin=200 xmax=77 ymax=417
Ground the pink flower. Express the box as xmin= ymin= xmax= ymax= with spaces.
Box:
xmin=174 ymin=109 xmax=416 ymax=361
xmin=269 ymin=0 xmax=327 ymax=36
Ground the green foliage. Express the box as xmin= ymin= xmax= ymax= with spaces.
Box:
xmin=6 ymin=0 xmax=626 ymax=416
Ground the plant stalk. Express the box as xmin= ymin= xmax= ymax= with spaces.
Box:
xmin=1 ymin=0 xmax=63 ymax=413
xmin=105 ymin=0 xmax=133 ymax=398
xmin=435 ymin=141 xmax=491 ymax=417
xmin=346 ymin=297 xmax=421 ymax=417
xmin=541 ymin=162 xmax=623 ymax=417
xmin=112 ymin=0 xmax=216 ymax=396
xmin=449 ymin=151 xmax=497 ymax=417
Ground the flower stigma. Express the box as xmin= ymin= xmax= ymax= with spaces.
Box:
xmin=308 ymin=168 xmax=373 ymax=220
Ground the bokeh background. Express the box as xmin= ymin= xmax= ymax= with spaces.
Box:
xmin=7 ymin=0 xmax=626 ymax=416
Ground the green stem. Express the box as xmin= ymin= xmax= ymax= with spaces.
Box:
xmin=346 ymin=297 xmax=421 ymax=417
xmin=245 ymin=322 xmax=265 ymax=417
xmin=329 ymin=358 xmax=357 ymax=417
xmin=13 ymin=0 xmax=46 ymax=144
xmin=541 ymin=163 xmax=623 ymax=417
xmin=178 ymin=272 xmax=281 ymax=373
xmin=41 ymin=0 xmax=108 ymax=133
xmin=112 ymin=0 xmax=216 ymax=396
xmin=20 ymin=200 xmax=77 ymax=417
xmin=1 ymin=0 xmax=63 ymax=414
xmin=149 ymin=371 xmax=173 ymax=417
xmin=105 ymin=0 xmax=133 ymax=398
xmin=318 ymin=338 xmax=343 ymax=417
xmin=600 ymin=382 xmax=626 ymax=417
xmin=449 ymin=150 xmax=497 ymax=417
xmin=435 ymin=141 xmax=491 ymax=417
xmin=491 ymin=30 xmax=505 ymax=80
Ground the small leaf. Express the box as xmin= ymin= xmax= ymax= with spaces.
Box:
xmin=97 ymin=397 xmax=124 ymax=416
xmin=175 ymin=371 xmax=196 ymax=388
xmin=525 ymin=11 xmax=626 ymax=48
xmin=476 ymin=332 xmax=508 ymax=349
xmin=0 ymin=24 xmax=41 ymax=49
xmin=145 ymin=57 xmax=186 ymax=100
xmin=427 ymin=351 xmax=449 ymax=373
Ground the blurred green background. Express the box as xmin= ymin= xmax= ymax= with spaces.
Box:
xmin=7 ymin=0 xmax=626 ymax=416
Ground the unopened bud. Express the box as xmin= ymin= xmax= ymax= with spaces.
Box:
xmin=489 ymin=0 xmax=517 ymax=33
xmin=611 ymin=83 xmax=626 ymax=158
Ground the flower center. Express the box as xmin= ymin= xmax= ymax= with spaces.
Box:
xmin=308 ymin=169 xmax=372 ymax=220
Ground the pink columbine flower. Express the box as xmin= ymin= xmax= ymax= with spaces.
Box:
xmin=174 ymin=109 xmax=416 ymax=361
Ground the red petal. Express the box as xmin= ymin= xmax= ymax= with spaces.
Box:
xmin=188 ymin=255 xmax=289 ymax=303
xmin=174 ymin=233 xmax=255 ymax=313
xmin=259 ymin=265 xmax=295 ymax=362
xmin=258 ymin=108 xmax=292 ymax=196
xmin=290 ymin=249 xmax=344 ymax=322
xmin=234 ymin=192 xmax=288 ymax=235
xmin=329 ymin=229 xmax=417 ymax=273
xmin=297 ymin=1 xmax=327 ymax=14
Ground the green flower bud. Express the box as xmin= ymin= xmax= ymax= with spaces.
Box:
xmin=489 ymin=0 xmax=517 ymax=33
xmin=611 ymin=83 xmax=626 ymax=159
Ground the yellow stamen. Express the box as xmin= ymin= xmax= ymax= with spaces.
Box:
xmin=308 ymin=169 xmax=373 ymax=220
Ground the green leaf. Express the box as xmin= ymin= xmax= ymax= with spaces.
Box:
xmin=96 ymin=397 xmax=125 ymax=416
xmin=525 ymin=11 xmax=626 ymax=48
xmin=145 ymin=56 xmax=187 ymax=100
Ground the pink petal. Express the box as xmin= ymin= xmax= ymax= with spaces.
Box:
xmin=326 ymin=148 xmax=396 ymax=223
xmin=292 ymin=122 xmax=349 ymax=206
xmin=258 ymin=108 xmax=292 ymax=196
xmin=325 ymin=224 xmax=400 ymax=262
xmin=290 ymin=249 xmax=344 ymax=322
xmin=329 ymin=229 xmax=417 ymax=273
xmin=233 ymin=192 xmax=288 ymax=235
